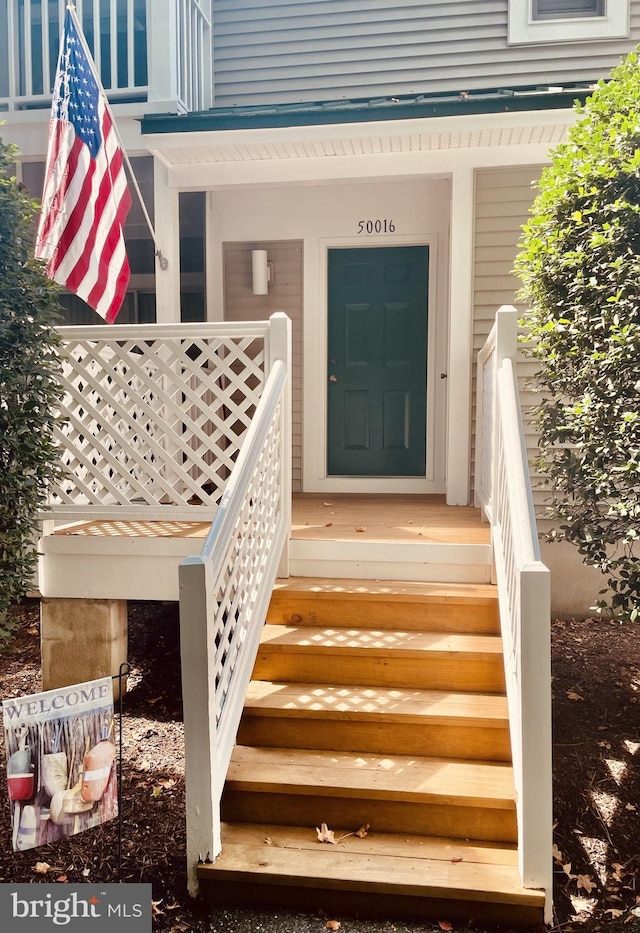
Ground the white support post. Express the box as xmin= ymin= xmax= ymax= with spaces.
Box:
xmin=153 ymin=157 xmax=181 ymax=323
xmin=145 ymin=0 xmax=180 ymax=109
xmin=268 ymin=313 xmax=292 ymax=578
xmin=519 ymin=563 xmax=553 ymax=917
xmin=447 ymin=167 xmax=475 ymax=505
xmin=178 ymin=558 xmax=220 ymax=896
xmin=494 ymin=304 xmax=519 ymax=366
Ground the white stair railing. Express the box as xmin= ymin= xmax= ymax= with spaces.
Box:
xmin=476 ymin=306 xmax=553 ymax=922
xmin=178 ymin=313 xmax=291 ymax=896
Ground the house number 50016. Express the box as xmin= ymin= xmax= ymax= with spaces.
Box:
xmin=357 ymin=219 xmax=395 ymax=234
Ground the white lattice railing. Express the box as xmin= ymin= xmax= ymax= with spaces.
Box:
xmin=178 ymin=313 xmax=291 ymax=895
xmin=45 ymin=320 xmax=276 ymax=522
xmin=476 ymin=306 xmax=553 ymax=920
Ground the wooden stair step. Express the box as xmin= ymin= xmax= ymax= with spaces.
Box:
xmin=198 ymin=823 xmax=544 ymax=923
xmin=238 ymin=681 xmax=511 ymax=760
xmin=222 ymin=746 xmax=517 ymax=843
xmin=226 ymin=745 xmax=516 ymax=807
xmin=253 ymin=625 xmax=506 ymax=693
xmin=268 ymin=577 xmax=500 ymax=634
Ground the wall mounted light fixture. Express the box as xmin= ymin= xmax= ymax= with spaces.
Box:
xmin=252 ymin=249 xmax=272 ymax=295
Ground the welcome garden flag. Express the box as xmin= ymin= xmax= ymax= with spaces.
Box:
xmin=3 ymin=678 xmax=117 ymax=851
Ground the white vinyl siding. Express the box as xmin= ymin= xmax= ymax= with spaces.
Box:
xmin=223 ymin=241 xmax=304 ymax=492
xmin=212 ymin=0 xmax=640 ymax=107
xmin=472 ymin=165 xmax=548 ymax=513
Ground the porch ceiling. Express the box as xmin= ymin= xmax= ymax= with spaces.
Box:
xmin=143 ymin=107 xmax=576 ymax=169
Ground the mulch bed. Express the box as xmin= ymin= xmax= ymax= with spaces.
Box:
xmin=0 ymin=599 xmax=638 ymax=933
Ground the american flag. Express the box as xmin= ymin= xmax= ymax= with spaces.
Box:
xmin=35 ymin=8 xmax=132 ymax=323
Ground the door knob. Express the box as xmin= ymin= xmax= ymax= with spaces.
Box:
xmin=329 ymin=374 xmax=338 ymax=383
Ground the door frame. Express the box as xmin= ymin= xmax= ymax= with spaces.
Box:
xmin=304 ymin=234 xmax=446 ymax=493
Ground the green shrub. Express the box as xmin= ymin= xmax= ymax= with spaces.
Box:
xmin=515 ymin=51 xmax=640 ymax=620
xmin=0 ymin=134 xmax=64 ymax=629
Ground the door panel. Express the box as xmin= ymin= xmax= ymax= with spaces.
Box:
xmin=328 ymin=246 xmax=429 ymax=476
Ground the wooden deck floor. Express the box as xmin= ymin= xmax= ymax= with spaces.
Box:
xmin=53 ymin=494 xmax=489 ymax=545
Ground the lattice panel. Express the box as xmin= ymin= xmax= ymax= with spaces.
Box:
xmin=50 ymin=332 xmax=266 ymax=515
xmin=210 ymin=400 xmax=283 ymax=726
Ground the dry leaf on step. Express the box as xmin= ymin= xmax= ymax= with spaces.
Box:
xmin=326 ymin=922 xmax=341 ymax=931
xmin=316 ymin=822 xmax=337 ymax=844
xmin=355 ymin=525 xmax=366 ymax=532
xmin=354 ymin=823 xmax=370 ymax=838
xmin=576 ymin=874 xmax=597 ymax=894
xmin=438 ymin=922 xmax=453 ymax=932
xmin=567 ymin=690 xmax=584 ymax=701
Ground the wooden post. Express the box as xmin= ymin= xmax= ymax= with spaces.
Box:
xmin=40 ymin=598 xmax=128 ymax=701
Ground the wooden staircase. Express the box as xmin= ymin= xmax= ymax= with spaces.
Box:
xmin=198 ymin=578 xmax=546 ymax=925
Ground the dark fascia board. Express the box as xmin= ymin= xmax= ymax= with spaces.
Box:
xmin=140 ymin=87 xmax=591 ymax=135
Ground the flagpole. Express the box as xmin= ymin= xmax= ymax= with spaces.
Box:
xmin=65 ymin=3 xmax=169 ymax=271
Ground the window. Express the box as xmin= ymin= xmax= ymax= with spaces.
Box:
xmin=533 ymin=1 xmax=605 ymax=19
xmin=508 ymin=0 xmax=629 ymax=44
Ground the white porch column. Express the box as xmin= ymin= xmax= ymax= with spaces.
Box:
xmin=446 ymin=166 xmax=475 ymax=506
xmin=153 ymin=157 xmax=181 ymax=323
xmin=146 ymin=0 xmax=180 ymax=110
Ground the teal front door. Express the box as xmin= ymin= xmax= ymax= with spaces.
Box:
xmin=327 ymin=246 xmax=429 ymax=476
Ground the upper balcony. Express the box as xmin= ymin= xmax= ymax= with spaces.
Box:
xmin=0 ymin=0 xmax=212 ymax=115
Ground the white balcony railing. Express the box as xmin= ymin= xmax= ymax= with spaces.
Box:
xmin=0 ymin=0 xmax=212 ymax=113
xmin=476 ymin=306 xmax=553 ymax=921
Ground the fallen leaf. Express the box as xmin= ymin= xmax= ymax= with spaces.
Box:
xmin=316 ymin=822 xmax=337 ymax=844
xmin=605 ymin=909 xmax=625 ymax=919
xmin=326 ymin=922 xmax=341 ymax=931
xmin=56 ymin=876 xmax=68 ymax=883
xmin=355 ymin=824 xmax=370 ymax=838
xmin=625 ymin=802 xmax=637 ymax=811
xmin=151 ymin=785 xmax=164 ymax=798
xmin=450 ymin=857 xmax=464 ymax=864
xmin=438 ymin=923 xmax=453 ymax=932
xmin=355 ymin=525 xmax=366 ymax=533
xmin=563 ymin=863 xmax=577 ymax=880
xmin=552 ymin=844 xmax=563 ymax=863
xmin=567 ymin=691 xmax=584 ymax=701
xmin=325 ymin=523 xmax=333 ymax=527
xmin=152 ymin=901 xmax=164 ymax=918
xmin=323 ymin=502 xmax=333 ymax=507
xmin=33 ymin=862 xmax=51 ymax=875
xmin=81 ymin=868 xmax=90 ymax=877
xmin=577 ymin=874 xmax=597 ymax=894
xmin=264 ymin=837 xmax=273 ymax=846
